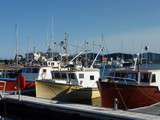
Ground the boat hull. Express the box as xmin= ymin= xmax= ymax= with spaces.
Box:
xmin=36 ymin=80 xmax=101 ymax=106
xmin=0 ymin=80 xmax=35 ymax=96
xmin=97 ymin=81 xmax=160 ymax=109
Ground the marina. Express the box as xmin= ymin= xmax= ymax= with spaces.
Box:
xmin=1 ymin=0 xmax=160 ymax=119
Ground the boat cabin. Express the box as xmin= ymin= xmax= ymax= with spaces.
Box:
xmin=0 ymin=71 xmax=17 ymax=81
xmin=21 ymin=67 xmax=40 ymax=81
xmin=107 ymin=69 xmax=160 ymax=88
xmin=37 ymin=67 xmax=100 ymax=88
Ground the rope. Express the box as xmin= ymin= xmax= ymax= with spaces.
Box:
xmin=113 ymin=81 xmax=128 ymax=110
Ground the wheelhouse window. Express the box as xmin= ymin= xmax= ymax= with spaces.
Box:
xmin=22 ymin=68 xmax=30 ymax=73
xmin=51 ymin=72 xmax=68 ymax=80
xmin=114 ymin=72 xmax=137 ymax=81
xmin=8 ymin=72 xmax=17 ymax=78
xmin=43 ymin=69 xmax=47 ymax=73
xmin=51 ymin=62 xmax=54 ymax=66
xmin=140 ymin=73 xmax=150 ymax=83
xmin=79 ymin=74 xmax=84 ymax=79
xmin=90 ymin=75 xmax=94 ymax=80
xmin=32 ymin=68 xmax=39 ymax=73
xmin=151 ymin=74 xmax=156 ymax=83
xmin=68 ymin=73 xmax=76 ymax=79
xmin=54 ymin=72 xmax=60 ymax=79
xmin=61 ymin=73 xmax=67 ymax=79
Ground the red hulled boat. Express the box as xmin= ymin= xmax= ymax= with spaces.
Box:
xmin=0 ymin=71 xmax=35 ymax=95
xmin=97 ymin=69 xmax=160 ymax=109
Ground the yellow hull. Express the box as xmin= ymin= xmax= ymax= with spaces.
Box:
xmin=36 ymin=80 xmax=101 ymax=106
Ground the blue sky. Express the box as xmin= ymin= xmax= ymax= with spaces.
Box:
xmin=1 ymin=0 xmax=160 ymax=58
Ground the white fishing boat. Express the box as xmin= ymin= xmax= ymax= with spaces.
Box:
xmin=35 ymin=48 xmax=104 ymax=106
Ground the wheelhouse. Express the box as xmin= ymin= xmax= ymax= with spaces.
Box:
xmin=37 ymin=67 xmax=100 ymax=88
xmin=106 ymin=69 xmax=160 ymax=88
xmin=21 ymin=67 xmax=40 ymax=81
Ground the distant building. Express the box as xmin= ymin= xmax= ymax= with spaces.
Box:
xmin=106 ymin=53 xmax=133 ymax=61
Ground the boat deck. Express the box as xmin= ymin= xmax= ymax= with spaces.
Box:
xmin=0 ymin=95 xmax=160 ymax=120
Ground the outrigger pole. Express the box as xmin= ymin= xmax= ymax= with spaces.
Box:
xmin=90 ymin=47 xmax=104 ymax=68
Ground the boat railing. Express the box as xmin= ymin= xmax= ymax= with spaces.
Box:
xmin=103 ymin=76 xmax=137 ymax=85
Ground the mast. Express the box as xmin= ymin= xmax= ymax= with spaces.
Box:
xmin=64 ymin=32 xmax=68 ymax=63
xmin=101 ymin=33 xmax=104 ymax=47
xmin=51 ymin=16 xmax=55 ymax=59
xmin=85 ymin=40 xmax=88 ymax=67
xmin=15 ymin=24 xmax=19 ymax=67
xmin=15 ymin=24 xmax=21 ymax=100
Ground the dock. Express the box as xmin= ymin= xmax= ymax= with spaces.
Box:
xmin=0 ymin=95 xmax=160 ymax=120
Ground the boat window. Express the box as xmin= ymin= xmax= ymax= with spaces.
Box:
xmin=140 ymin=73 xmax=150 ymax=83
xmin=51 ymin=72 xmax=55 ymax=79
xmin=127 ymin=73 xmax=132 ymax=79
xmin=0 ymin=72 xmax=2 ymax=78
xmin=0 ymin=72 xmax=17 ymax=78
xmin=61 ymin=73 xmax=67 ymax=79
xmin=32 ymin=68 xmax=39 ymax=73
xmin=127 ymin=73 xmax=137 ymax=81
xmin=132 ymin=73 xmax=137 ymax=81
xmin=22 ymin=68 xmax=29 ymax=73
xmin=23 ymin=68 xmax=38 ymax=73
xmin=8 ymin=73 xmax=17 ymax=78
xmin=115 ymin=72 xmax=126 ymax=78
xmin=43 ymin=69 xmax=47 ymax=73
xmin=22 ymin=68 xmax=26 ymax=73
xmin=54 ymin=72 xmax=60 ymax=79
xmin=79 ymin=74 xmax=84 ymax=79
xmin=51 ymin=62 xmax=54 ymax=66
xmin=90 ymin=75 xmax=94 ymax=80
xmin=43 ymin=62 xmax=47 ymax=66
xmin=68 ymin=73 xmax=76 ymax=79
xmin=151 ymin=74 xmax=156 ymax=83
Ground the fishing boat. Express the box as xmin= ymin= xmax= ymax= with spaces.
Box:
xmin=0 ymin=69 xmax=35 ymax=95
xmin=35 ymin=48 xmax=105 ymax=106
xmin=0 ymin=25 xmax=35 ymax=95
xmin=97 ymin=67 xmax=160 ymax=109
xmin=36 ymin=66 xmax=100 ymax=106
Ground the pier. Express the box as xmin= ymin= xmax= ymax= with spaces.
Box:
xmin=0 ymin=95 xmax=160 ymax=120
